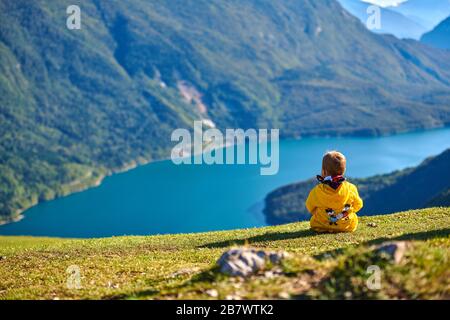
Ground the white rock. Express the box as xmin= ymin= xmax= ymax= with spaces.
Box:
xmin=217 ymin=247 xmax=289 ymax=277
xmin=278 ymin=292 xmax=290 ymax=299
xmin=205 ymin=289 xmax=219 ymax=298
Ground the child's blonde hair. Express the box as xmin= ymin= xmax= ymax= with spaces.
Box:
xmin=322 ymin=151 xmax=346 ymax=176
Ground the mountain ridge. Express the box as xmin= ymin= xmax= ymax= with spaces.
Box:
xmin=338 ymin=0 xmax=427 ymax=39
xmin=421 ymin=16 xmax=450 ymax=49
xmin=391 ymin=0 xmax=450 ymax=30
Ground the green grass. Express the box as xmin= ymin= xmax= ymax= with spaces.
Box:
xmin=0 ymin=207 xmax=449 ymax=300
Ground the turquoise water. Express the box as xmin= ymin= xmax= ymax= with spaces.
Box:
xmin=1 ymin=128 xmax=450 ymax=238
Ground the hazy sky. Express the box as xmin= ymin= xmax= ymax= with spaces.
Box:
xmin=361 ymin=0 xmax=408 ymax=7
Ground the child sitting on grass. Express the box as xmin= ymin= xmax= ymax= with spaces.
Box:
xmin=306 ymin=151 xmax=363 ymax=233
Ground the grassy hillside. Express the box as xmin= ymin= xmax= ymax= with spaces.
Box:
xmin=264 ymin=149 xmax=450 ymax=225
xmin=0 ymin=207 xmax=449 ymax=300
xmin=2 ymin=0 xmax=450 ymax=222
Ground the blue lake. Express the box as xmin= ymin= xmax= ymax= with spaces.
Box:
xmin=1 ymin=128 xmax=450 ymax=238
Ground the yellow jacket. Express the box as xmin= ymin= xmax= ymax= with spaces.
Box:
xmin=305 ymin=181 xmax=363 ymax=233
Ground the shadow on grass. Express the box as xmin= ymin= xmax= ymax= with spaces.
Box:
xmin=109 ymin=268 xmax=222 ymax=300
xmin=200 ymin=224 xmax=450 ymax=250
xmin=199 ymin=229 xmax=316 ymax=249
xmin=365 ymin=228 xmax=450 ymax=246
xmin=102 ymin=288 xmax=159 ymax=300
xmin=315 ymin=228 xmax=450 ymax=260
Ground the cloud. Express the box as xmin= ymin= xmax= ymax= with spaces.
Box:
xmin=361 ymin=0 xmax=408 ymax=8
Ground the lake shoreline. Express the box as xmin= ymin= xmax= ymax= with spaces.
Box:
xmin=1 ymin=125 xmax=449 ymax=228
xmin=0 ymin=160 xmax=150 ymax=227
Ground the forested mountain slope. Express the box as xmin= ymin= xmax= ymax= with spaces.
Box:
xmin=1 ymin=0 xmax=450 ymax=221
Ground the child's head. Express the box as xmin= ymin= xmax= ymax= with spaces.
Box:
xmin=322 ymin=151 xmax=346 ymax=177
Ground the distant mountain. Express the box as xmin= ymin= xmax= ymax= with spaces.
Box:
xmin=338 ymin=0 xmax=427 ymax=39
xmin=421 ymin=17 xmax=450 ymax=49
xmin=264 ymin=149 xmax=450 ymax=225
xmin=1 ymin=0 xmax=450 ymax=221
xmin=338 ymin=0 xmax=450 ymax=39
xmin=391 ymin=0 xmax=450 ymax=30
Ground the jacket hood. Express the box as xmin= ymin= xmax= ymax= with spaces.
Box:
xmin=316 ymin=175 xmax=345 ymax=190
xmin=316 ymin=181 xmax=352 ymax=208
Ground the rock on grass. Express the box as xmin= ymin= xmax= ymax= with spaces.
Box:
xmin=217 ymin=247 xmax=290 ymax=277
